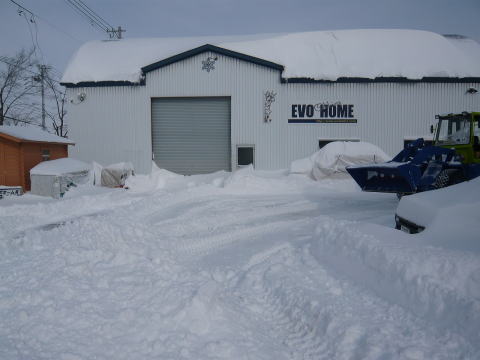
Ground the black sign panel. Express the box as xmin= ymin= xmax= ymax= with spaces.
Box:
xmin=289 ymin=103 xmax=357 ymax=124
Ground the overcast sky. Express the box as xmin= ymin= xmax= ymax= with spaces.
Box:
xmin=1 ymin=0 xmax=479 ymax=78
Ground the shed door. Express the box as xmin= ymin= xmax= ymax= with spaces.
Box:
xmin=0 ymin=138 xmax=21 ymax=187
xmin=151 ymin=97 xmax=231 ymax=175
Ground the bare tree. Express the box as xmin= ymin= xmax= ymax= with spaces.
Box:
xmin=0 ymin=49 xmax=39 ymax=126
xmin=44 ymin=69 xmax=68 ymax=137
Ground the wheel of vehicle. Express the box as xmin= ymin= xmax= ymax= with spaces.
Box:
xmin=433 ymin=169 xmax=465 ymax=189
xmin=433 ymin=170 xmax=450 ymax=189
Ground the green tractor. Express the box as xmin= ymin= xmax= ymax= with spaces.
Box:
xmin=434 ymin=112 xmax=480 ymax=167
xmin=346 ymin=112 xmax=480 ymax=195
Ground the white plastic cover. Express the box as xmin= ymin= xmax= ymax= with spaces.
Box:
xmin=312 ymin=142 xmax=391 ymax=180
xmin=290 ymin=141 xmax=390 ymax=180
xmin=30 ymin=158 xmax=90 ymax=176
xmin=101 ymin=162 xmax=134 ymax=187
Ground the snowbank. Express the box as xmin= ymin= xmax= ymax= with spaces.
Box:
xmin=0 ymin=125 xmax=74 ymax=144
xmin=125 ymin=162 xmax=181 ymax=192
xmin=62 ymin=29 xmax=480 ymax=84
xmin=1 ymin=165 xmax=478 ymax=358
xmin=396 ymin=177 xmax=480 ymax=251
xmin=290 ymin=141 xmax=390 ymax=180
xmin=311 ymin=218 xmax=480 ymax=347
xmin=30 ymin=158 xmax=90 ymax=175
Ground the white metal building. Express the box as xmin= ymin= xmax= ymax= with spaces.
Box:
xmin=61 ymin=29 xmax=480 ymax=174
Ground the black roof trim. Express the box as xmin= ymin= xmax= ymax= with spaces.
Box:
xmin=141 ymin=44 xmax=285 ymax=74
xmin=281 ymin=76 xmax=480 ymax=83
xmin=61 ymin=80 xmax=144 ymax=88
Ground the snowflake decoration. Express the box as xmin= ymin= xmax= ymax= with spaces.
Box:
xmin=202 ymin=56 xmax=218 ymax=72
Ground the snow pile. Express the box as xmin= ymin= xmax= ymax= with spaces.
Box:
xmin=0 ymin=125 xmax=74 ymax=144
xmin=62 ymin=29 xmax=480 ymax=84
xmin=289 ymin=155 xmax=315 ymax=177
xmin=397 ymin=177 xmax=480 ymax=251
xmin=30 ymin=158 xmax=90 ymax=175
xmin=1 ymin=167 xmax=479 ymax=358
xmin=312 ymin=219 xmax=480 ymax=347
xmin=290 ymin=141 xmax=390 ymax=180
xmin=125 ymin=162 xmax=181 ymax=192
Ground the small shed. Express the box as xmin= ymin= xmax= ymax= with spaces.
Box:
xmin=0 ymin=126 xmax=74 ymax=191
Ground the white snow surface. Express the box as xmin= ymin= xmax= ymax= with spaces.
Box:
xmin=62 ymin=29 xmax=480 ymax=83
xmin=0 ymin=125 xmax=74 ymax=144
xmin=396 ymin=177 xmax=480 ymax=251
xmin=1 ymin=164 xmax=479 ymax=359
xmin=30 ymin=158 xmax=91 ymax=175
xmin=290 ymin=141 xmax=390 ymax=180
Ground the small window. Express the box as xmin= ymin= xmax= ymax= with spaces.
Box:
xmin=42 ymin=149 xmax=50 ymax=161
xmin=237 ymin=145 xmax=254 ymax=167
xmin=319 ymin=139 xmax=359 ymax=149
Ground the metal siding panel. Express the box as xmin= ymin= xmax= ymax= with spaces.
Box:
xmin=146 ymin=52 xmax=283 ymax=171
xmin=66 ymin=50 xmax=480 ymax=173
xmin=284 ymin=82 xmax=480 ymax=161
xmin=151 ymin=97 xmax=231 ymax=174
xmin=67 ymin=85 xmax=150 ymax=173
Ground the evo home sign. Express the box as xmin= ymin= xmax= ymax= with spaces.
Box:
xmin=289 ymin=103 xmax=357 ymax=124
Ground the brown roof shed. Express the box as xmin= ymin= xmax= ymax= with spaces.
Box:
xmin=0 ymin=126 xmax=74 ymax=191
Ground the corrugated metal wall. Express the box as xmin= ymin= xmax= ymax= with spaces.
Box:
xmin=67 ymin=85 xmax=150 ymax=172
xmin=284 ymin=82 xmax=480 ymax=163
xmin=66 ymin=51 xmax=480 ymax=174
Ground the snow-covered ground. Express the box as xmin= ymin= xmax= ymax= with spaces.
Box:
xmin=1 ymin=166 xmax=479 ymax=359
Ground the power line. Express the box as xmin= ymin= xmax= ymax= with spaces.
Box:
xmin=9 ymin=0 xmax=45 ymax=63
xmin=8 ymin=0 xmax=82 ymax=44
xmin=63 ymin=0 xmax=126 ymax=39
xmin=71 ymin=0 xmax=112 ymax=30
xmin=64 ymin=0 xmax=108 ymax=32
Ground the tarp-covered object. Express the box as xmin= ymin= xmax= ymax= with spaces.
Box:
xmin=30 ymin=158 xmax=91 ymax=198
xmin=290 ymin=141 xmax=390 ymax=180
xmin=313 ymin=142 xmax=390 ymax=180
xmin=101 ymin=162 xmax=134 ymax=187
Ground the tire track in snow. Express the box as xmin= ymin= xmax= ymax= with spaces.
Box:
xmin=232 ymin=245 xmax=334 ymax=360
xmin=227 ymin=241 xmax=476 ymax=359
xmin=173 ymin=218 xmax=310 ymax=258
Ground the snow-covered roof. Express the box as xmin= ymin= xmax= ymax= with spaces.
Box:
xmin=62 ymin=29 xmax=480 ymax=84
xmin=0 ymin=125 xmax=74 ymax=144
xmin=30 ymin=158 xmax=90 ymax=175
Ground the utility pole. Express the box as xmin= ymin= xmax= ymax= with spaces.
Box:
xmin=34 ymin=65 xmax=47 ymax=130
xmin=107 ymin=26 xmax=126 ymax=39
xmin=40 ymin=65 xmax=46 ymax=130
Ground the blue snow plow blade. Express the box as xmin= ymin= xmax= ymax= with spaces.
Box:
xmin=346 ymin=138 xmax=458 ymax=194
xmin=347 ymin=162 xmax=420 ymax=193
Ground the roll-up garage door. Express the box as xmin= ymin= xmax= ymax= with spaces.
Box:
xmin=151 ymin=97 xmax=231 ymax=175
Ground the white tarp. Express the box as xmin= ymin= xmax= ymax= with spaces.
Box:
xmin=30 ymin=158 xmax=91 ymax=198
xmin=101 ymin=162 xmax=134 ymax=188
xmin=290 ymin=141 xmax=391 ymax=180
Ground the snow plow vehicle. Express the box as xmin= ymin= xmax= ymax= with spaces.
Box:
xmin=346 ymin=112 xmax=480 ymax=196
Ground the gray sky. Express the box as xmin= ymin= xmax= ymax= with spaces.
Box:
xmin=1 ymin=0 xmax=479 ymax=77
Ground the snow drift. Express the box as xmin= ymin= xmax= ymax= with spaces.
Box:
xmin=1 ymin=167 xmax=478 ymax=359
